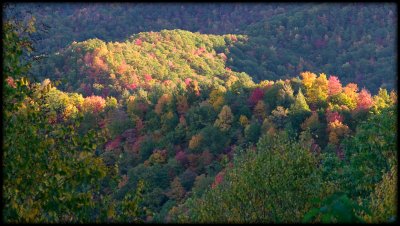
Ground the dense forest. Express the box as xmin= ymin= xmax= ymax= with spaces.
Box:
xmin=7 ymin=3 xmax=397 ymax=93
xmin=2 ymin=3 xmax=397 ymax=223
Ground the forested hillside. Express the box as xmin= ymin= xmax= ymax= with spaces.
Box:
xmin=2 ymin=3 xmax=397 ymax=223
xmin=7 ymin=3 xmax=396 ymax=93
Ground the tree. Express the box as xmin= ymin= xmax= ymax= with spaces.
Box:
xmin=244 ymin=122 xmax=261 ymax=144
xmin=269 ymin=106 xmax=289 ymax=129
xmin=276 ymin=83 xmax=295 ymax=108
xmin=239 ymin=115 xmax=249 ymax=127
xmin=327 ymin=120 xmax=350 ymax=145
xmin=290 ymin=88 xmax=310 ymax=113
xmin=326 ymin=110 xmax=343 ymax=123
xmin=248 ymin=87 xmax=265 ymax=107
xmin=209 ymin=89 xmax=225 ymax=111
xmin=289 ymin=89 xmax=312 ymax=132
xmin=82 ymin=95 xmax=106 ymax=114
xmin=189 ymin=134 xmax=203 ymax=151
xmin=389 ymin=90 xmax=397 ymax=105
xmin=328 ymin=75 xmax=342 ymax=96
xmin=343 ymin=83 xmax=358 ymax=110
xmin=214 ymin=105 xmax=233 ymax=132
xmin=191 ymin=174 xmax=214 ymax=197
xmin=372 ymin=88 xmax=391 ymax=113
xmin=341 ymin=106 xmax=397 ymax=198
xmin=300 ymin=71 xmax=317 ymax=90
xmin=356 ymin=88 xmax=373 ymax=111
xmin=307 ymin=73 xmax=328 ymax=108
xmin=155 ymin=94 xmax=172 ymax=115
xmin=176 ymin=95 xmax=189 ymax=115
xmin=253 ymin=100 xmax=267 ymax=121
xmin=3 ymin=16 xmax=116 ymax=223
xmin=364 ymin=165 xmax=397 ymax=223
xmin=175 ymin=132 xmax=329 ymax=223
xmin=116 ymin=180 xmax=146 ymax=223
xmin=166 ymin=177 xmax=186 ymax=202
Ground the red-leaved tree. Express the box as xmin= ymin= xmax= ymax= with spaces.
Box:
xmin=328 ymin=75 xmax=342 ymax=96
xmin=357 ymin=88 xmax=374 ymax=110
xmin=248 ymin=87 xmax=265 ymax=107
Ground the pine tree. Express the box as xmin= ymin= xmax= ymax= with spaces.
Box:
xmin=289 ymin=89 xmax=312 ymax=132
xmin=290 ymin=89 xmax=310 ymax=114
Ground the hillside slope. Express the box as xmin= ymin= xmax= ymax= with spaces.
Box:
xmin=8 ymin=3 xmax=396 ymax=93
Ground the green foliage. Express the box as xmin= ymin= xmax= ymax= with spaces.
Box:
xmin=302 ymin=193 xmax=367 ymax=223
xmin=2 ymin=15 xmax=144 ymax=223
xmin=289 ymin=88 xmax=312 ymax=132
xmin=175 ymin=131 xmax=328 ymax=223
xmin=364 ymin=165 xmax=397 ymax=223
xmin=3 ymin=79 xmax=110 ymax=223
xmin=341 ymin=106 xmax=397 ymax=198
xmin=244 ymin=122 xmax=261 ymax=144
xmin=115 ymin=180 xmax=146 ymax=222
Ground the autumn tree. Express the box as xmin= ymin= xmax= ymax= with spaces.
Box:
xmin=189 ymin=134 xmax=203 ymax=151
xmin=328 ymin=75 xmax=343 ymax=96
xmin=176 ymin=95 xmax=189 ymax=115
xmin=300 ymin=71 xmax=317 ymax=90
xmin=209 ymin=89 xmax=225 ymax=111
xmin=253 ymin=100 xmax=267 ymax=121
xmin=389 ymin=90 xmax=397 ymax=105
xmin=166 ymin=177 xmax=186 ymax=202
xmin=239 ymin=115 xmax=249 ymax=127
xmin=248 ymin=87 xmax=265 ymax=107
xmin=155 ymin=94 xmax=172 ymax=115
xmin=343 ymin=83 xmax=359 ymax=110
xmin=306 ymin=73 xmax=328 ymax=108
xmin=356 ymin=88 xmax=374 ymax=111
xmin=372 ymin=88 xmax=392 ymax=113
xmin=82 ymin=95 xmax=106 ymax=114
xmin=214 ymin=105 xmax=234 ymax=132
xmin=327 ymin=120 xmax=351 ymax=145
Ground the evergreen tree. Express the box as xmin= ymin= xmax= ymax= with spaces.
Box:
xmin=289 ymin=89 xmax=312 ymax=133
xmin=290 ymin=89 xmax=310 ymax=114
